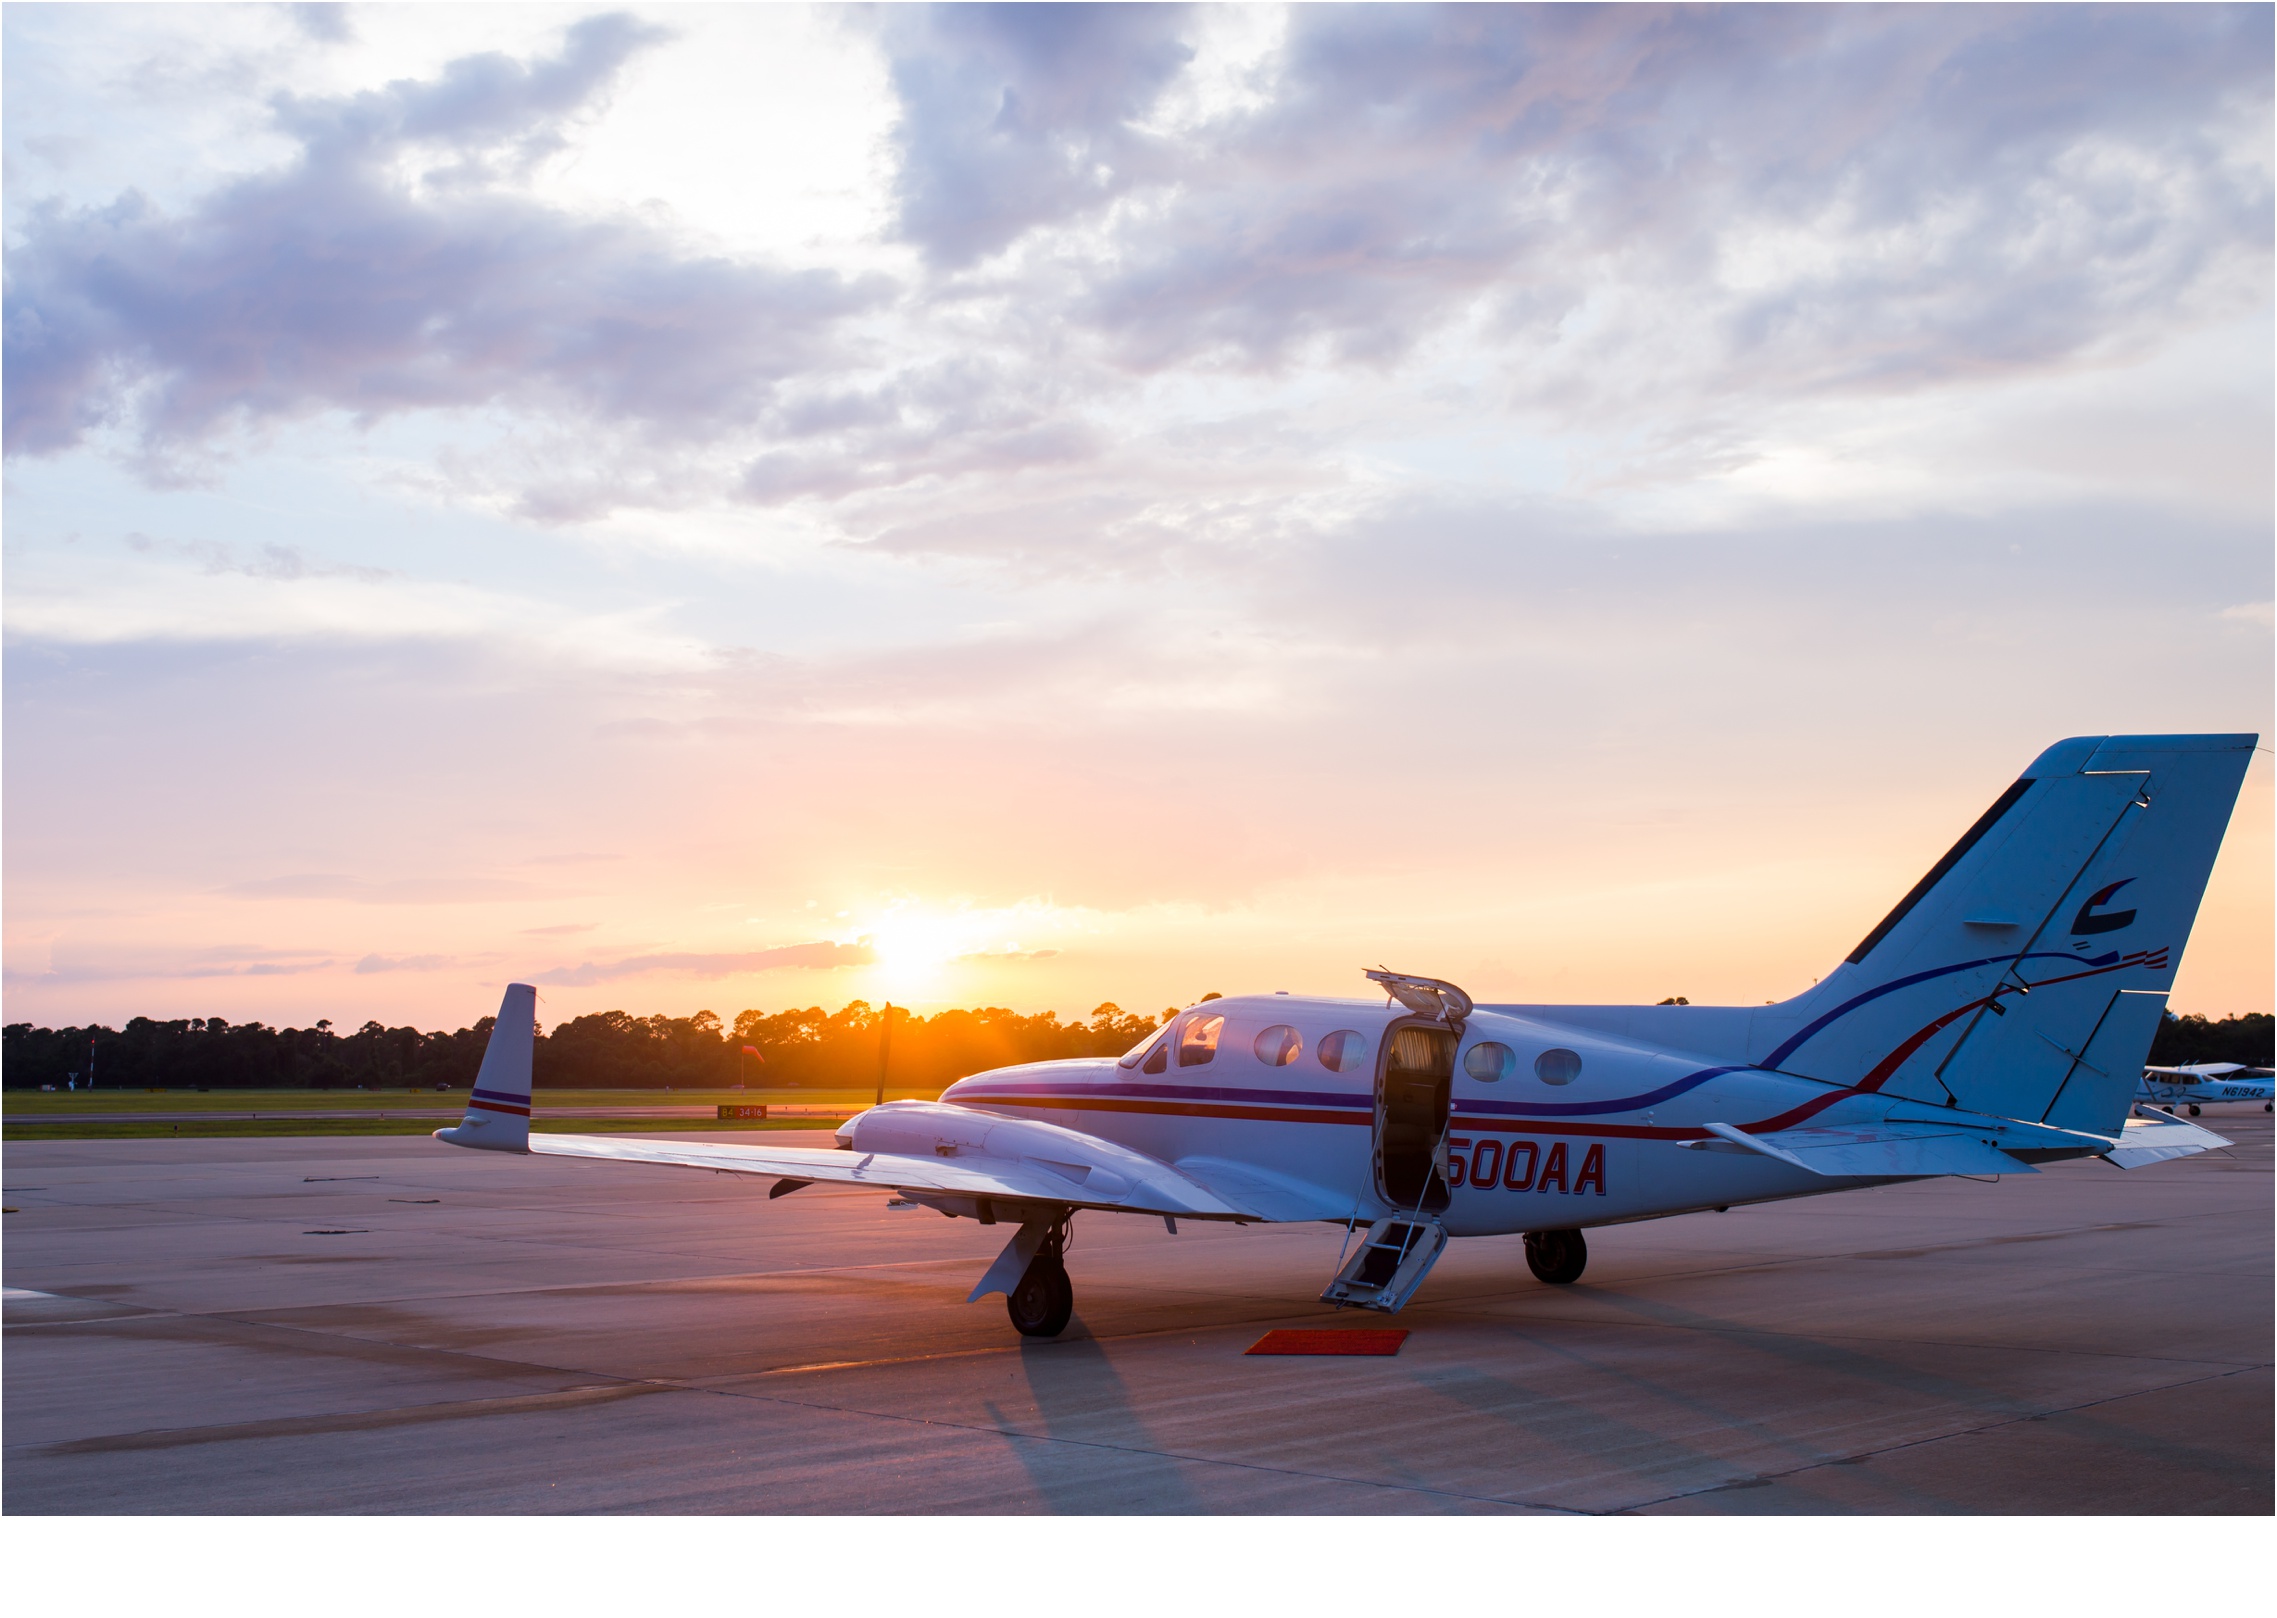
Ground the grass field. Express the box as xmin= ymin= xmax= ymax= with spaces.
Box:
xmin=1 ymin=1086 xmax=940 ymax=1140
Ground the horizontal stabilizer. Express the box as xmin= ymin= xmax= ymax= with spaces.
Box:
xmin=2103 ymin=1109 xmax=2230 ymax=1169
xmin=1683 ymin=1120 xmax=2030 ymax=1178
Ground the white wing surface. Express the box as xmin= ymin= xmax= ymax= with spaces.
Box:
xmin=529 ymin=1118 xmax=1261 ymax=1221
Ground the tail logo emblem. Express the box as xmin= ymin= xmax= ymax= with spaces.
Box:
xmin=2071 ymin=879 xmax=2138 ymax=935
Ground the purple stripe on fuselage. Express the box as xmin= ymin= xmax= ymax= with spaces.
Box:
xmin=953 ymin=1078 xmax=1370 ymax=1110
xmin=1454 ymin=1065 xmax=1753 ymax=1117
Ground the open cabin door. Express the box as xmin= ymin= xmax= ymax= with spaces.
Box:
xmin=1375 ymin=1022 xmax=1455 ymax=1214
xmin=1323 ymin=970 xmax=1469 ymax=1314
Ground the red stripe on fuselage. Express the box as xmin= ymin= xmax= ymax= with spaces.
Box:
xmin=1721 ymin=948 xmax=2162 ymax=1134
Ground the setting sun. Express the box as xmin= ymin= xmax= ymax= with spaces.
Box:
xmin=864 ymin=911 xmax=965 ymax=992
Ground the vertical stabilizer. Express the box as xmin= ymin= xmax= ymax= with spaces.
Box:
xmin=435 ymin=983 xmax=536 ymax=1152
xmin=1760 ymin=735 xmax=2254 ymax=1131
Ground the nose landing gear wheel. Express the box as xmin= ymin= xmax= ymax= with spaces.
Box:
xmin=1007 ymin=1255 xmax=1073 ymax=1337
xmin=1524 ymin=1228 xmax=1587 ymax=1285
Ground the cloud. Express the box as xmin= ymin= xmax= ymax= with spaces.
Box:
xmin=541 ymin=941 xmax=879 ymax=987
xmin=287 ymin=4 xmax=354 ymax=47
xmin=9 ymin=5 xmax=2261 ymax=534
xmin=353 ymin=953 xmax=459 ymax=974
xmin=3 ymin=13 xmax=889 ymax=468
xmin=880 ymin=2 xmax=1198 ymax=267
xmin=5 ymin=947 xmax=341 ymax=985
xmin=225 ymin=874 xmax=551 ymax=904
xmin=123 ymin=532 xmax=391 ymax=584
xmin=882 ymin=4 xmax=2271 ymax=400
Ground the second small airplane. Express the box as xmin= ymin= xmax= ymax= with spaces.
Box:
xmin=2137 ymin=1062 xmax=2274 ymax=1115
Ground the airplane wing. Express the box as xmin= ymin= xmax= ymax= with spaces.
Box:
xmin=529 ymin=1130 xmax=1263 ymax=1222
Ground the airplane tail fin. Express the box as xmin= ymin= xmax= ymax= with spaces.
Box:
xmin=435 ymin=983 xmax=536 ymax=1152
xmin=1764 ymin=734 xmax=2255 ymax=1133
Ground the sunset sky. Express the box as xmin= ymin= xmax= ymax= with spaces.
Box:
xmin=5 ymin=3 xmax=2270 ymax=1035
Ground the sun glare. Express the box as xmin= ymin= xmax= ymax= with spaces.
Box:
xmin=854 ymin=898 xmax=1075 ymax=998
xmin=864 ymin=912 xmax=963 ymax=992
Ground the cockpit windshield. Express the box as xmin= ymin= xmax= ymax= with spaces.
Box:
xmin=1118 ymin=1025 xmax=1170 ymax=1070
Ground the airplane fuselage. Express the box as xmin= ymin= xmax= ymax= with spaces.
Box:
xmin=940 ymin=991 xmax=2076 ymax=1238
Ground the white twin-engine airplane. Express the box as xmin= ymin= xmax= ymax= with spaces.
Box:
xmin=439 ymin=732 xmax=2255 ymax=1338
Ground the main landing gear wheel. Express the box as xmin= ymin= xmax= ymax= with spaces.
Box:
xmin=2187 ymin=1104 xmax=2201 ymax=1116
xmin=1006 ymin=1214 xmax=1076 ymax=1338
xmin=1007 ymin=1255 xmax=1073 ymax=1337
xmin=1524 ymin=1228 xmax=1587 ymax=1285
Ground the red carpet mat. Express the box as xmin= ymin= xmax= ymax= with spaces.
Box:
xmin=1245 ymin=1329 xmax=1408 ymax=1356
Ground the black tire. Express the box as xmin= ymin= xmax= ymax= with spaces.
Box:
xmin=2188 ymin=1104 xmax=2201 ymax=1117
xmin=1524 ymin=1228 xmax=1588 ymax=1285
xmin=1006 ymin=1255 xmax=1074 ymax=1338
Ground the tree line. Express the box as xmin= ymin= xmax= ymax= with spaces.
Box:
xmin=2147 ymin=1011 xmax=2274 ymax=1069
xmin=4 ymin=1004 xmax=2265 ymax=1093
xmin=0 ymin=1001 xmax=1174 ymax=1092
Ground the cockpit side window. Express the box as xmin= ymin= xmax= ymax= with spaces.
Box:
xmin=1178 ymin=1014 xmax=1225 ymax=1068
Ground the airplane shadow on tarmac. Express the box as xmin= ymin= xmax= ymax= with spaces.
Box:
xmin=984 ymin=1325 xmax=1209 ymax=1514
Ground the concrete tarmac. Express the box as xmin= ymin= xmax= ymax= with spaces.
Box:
xmin=5 ymin=1111 xmax=2269 ymax=1514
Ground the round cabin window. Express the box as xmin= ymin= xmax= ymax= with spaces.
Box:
xmin=1253 ymin=1025 xmax=1302 ymax=1067
xmin=1317 ymin=1029 xmax=1368 ymax=1073
xmin=1464 ymin=1041 xmax=1515 ymax=1083
xmin=1534 ymin=1047 xmax=1583 ymax=1086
